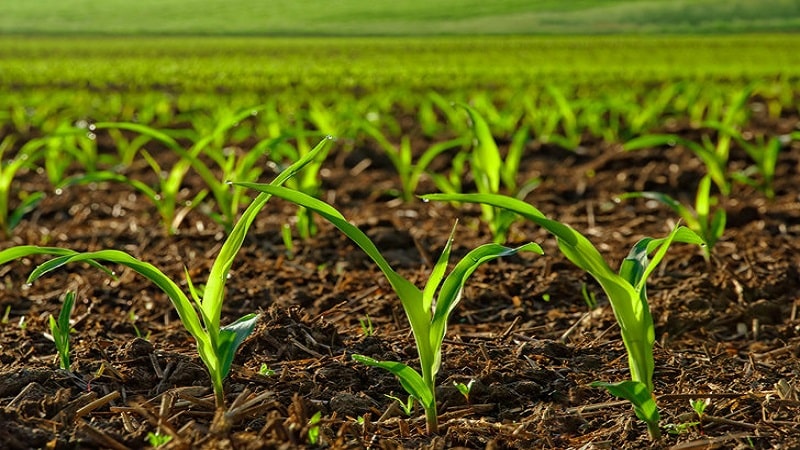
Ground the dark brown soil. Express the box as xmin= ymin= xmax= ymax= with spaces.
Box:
xmin=2 ymin=112 xmax=800 ymax=449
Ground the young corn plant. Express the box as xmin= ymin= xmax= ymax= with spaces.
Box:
xmin=422 ymin=192 xmax=705 ymax=441
xmin=617 ymin=174 xmax=724 ymax=260
xmin=729 ymin=133 xmax=782 ymax=200
xmin=270 ymin=129 xmax=332 ymax=240
xmin=0 ymin=138 xmax=331 ymax=412
xmin=361 ymin=121 xmax=469 ymax=203
xmin=49 ymin=290 xmax=76 ymax=372
xmin=235 ymin=183 xmax=542 ymax=434
xmin=0 ymin=135 xmax=46 ymax=237
xmin=454 ymin=103 xmax=539 ymax=243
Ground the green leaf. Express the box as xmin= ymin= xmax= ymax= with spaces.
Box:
xmin=352 ymin=354 xmax=433 ymax=411
xmin=429 ymin=241 xmax=542 ymax=377
xmin=458 ymin=103 xmax=501 ymax=194
xmin=235 ymin=183 xmax=427 ymax=355
xmin=617 ymin=191 xmax=698 ymax=231
xmin=50 ymin=290 xmax=75 ymax=370
xmin=422 ymin=223 xmax=457 ymax=315
xmin=216 ymin=313 xmax=260 ymax=381
xmin=592 ymin=380 xmax=661 ymax=440
xmin=8 ymin=191 xmax=45 ymax=231
xmin=202 ymin=137 xmax=333 ymax=337
xmin=623 ymin=134 xmax=682 ymax=152
xmin=421 ymin=193 xmax=704 ymax=395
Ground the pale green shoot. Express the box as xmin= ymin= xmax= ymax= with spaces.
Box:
xmin=0 ymin=138 xmax=332 ymax=410
xmin=385 ymin=393 xmax=416 ymax=416
xmin=421 ymin=192 xmax=706 ymax=441
xmin=258 ymin=363 xmax=275 ymax=377
xmin=359 ymin=314 xmax=374 ymax=337
xmin=146 ymin=432 xmax=173 ymax=447
xmin=49 ymin=290 xmax=76 ymax=371
xmin=235 ymin=184 xmax=542 ymax=434
xmin=454 ymin=379 xmax=475 ymax=402
xmin=307 ymin=411 xmax=322 ymax=445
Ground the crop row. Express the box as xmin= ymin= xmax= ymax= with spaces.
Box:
xmin=1 ymin=81 xmax=796 ymax=243
xmin=2 ymin=81 xmax=797 ymax=441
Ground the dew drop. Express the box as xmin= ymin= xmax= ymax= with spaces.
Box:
xmin=89 ymin=124 xmax=97 ymax=131
xmin=421 ymin=198 xmax=430 ymax=203
xmin=54 ymin=188 xmax=63 ymax=195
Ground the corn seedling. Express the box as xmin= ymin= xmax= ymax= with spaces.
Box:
xmin=457 ymin=103 xmax=540 ymax=243
xmin=49 ymin=290 xmax=76 ymax=372
xmin=236 ymin=183 xmax=542 ymax=434
xmin=617 ymin=174 xmax=724 ymax=260
xmin=361 ymin=121 xmax=468 ymax=203
xmin=359 ymin=314 xmax=374 ymax=337
xmin=0 ymin=135 xmax=46 ymax=237
xmin=729 ymin=133 xmax=781 ymax=200
xmin=422 ymin=192 xmax=705 ymax=440
xmin=270 ymin=130 xmax=332 ymax=240
xmin=0 ymin=138 xmax=331 ymax=411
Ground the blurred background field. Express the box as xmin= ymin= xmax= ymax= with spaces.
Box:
xmin=1 ymin=0 xmax=799 ymax=35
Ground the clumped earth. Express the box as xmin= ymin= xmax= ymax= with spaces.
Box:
xmin=1 ymin=109 xmax=799 ymax=449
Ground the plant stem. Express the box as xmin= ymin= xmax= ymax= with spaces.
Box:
xmin=423 ymin=369 xmax=438 ymax=434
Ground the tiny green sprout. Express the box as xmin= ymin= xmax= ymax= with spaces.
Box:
xmin=128 ymin=308 xmax=150 ymax=340
xmin=1 ymin=304 xmax=10 ymax=324
xmin=454 ymin=379 xmax=475 ymax=402
xmin=691 ymin=398 xmax=709 ymax=418
xmin=146 ymin=431 xmax=172 ymax=447
xmin=281 ymin=223 xmax=295 ymax=259
xmin=386 ymin=394 xmax=415 ymax=416
xmin=18 ymin=315 xmax=27 ymax=330
xmin=307 ymin=411 xmax=322 ymax=445
xmin=49 ymin=290 xmax=76 ymax=371
xmin=258 ymin=363 xmax=275 ymax=377
xmin=355 ymin=415 xmax=365 ymax=425
xmin=359 ymin=314 xmax=374 ymax=337
xmin=581 ymin=283 xmax=598 ymax=310
xmin=542 ymin=293 xmax=551 ymax=302
xmin=664 ymin=421 xmax=699 ymax=435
